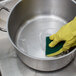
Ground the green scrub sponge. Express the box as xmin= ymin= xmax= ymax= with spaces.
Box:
xmin=46 ymin=37 xmax=65 ymax=57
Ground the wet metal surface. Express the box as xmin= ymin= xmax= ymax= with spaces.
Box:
xmin=0 ymin=36 xmax=76 ymax=76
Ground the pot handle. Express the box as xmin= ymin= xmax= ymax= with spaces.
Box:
xmin=0 ymin=0 xmax=11 ymax=32
xmin=72 ymin=0 xmax=76 ymax=4
xmin=0 ymin=0 xmax=10 ymax=12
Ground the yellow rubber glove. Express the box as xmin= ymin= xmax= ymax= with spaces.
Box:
xmin=49 ymin=17 xmax=76 ymax=56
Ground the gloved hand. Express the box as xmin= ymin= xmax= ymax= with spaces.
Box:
xmin=49 ymin=17 xmax=76 ymax=54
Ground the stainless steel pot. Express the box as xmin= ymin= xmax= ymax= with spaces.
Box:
xmin=7 ymin=0 xmax=76 ymax=71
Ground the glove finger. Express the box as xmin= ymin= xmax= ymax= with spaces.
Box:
xmin=71 ymin=43 xmax=76 ymax=47
xmin=46 ymin=48 xmax=65 ymax=56
xmin=53 ymin=45 xmax=70 ymax=56
xmin=56 ymin=48 xmax=67 ymax=55
xmin=63 ymin=38 xmax=76 ymax=50
xmin=49 ymin=34 xmax=55 ymax=40
xmin=62 ymin=42 xmax=72 ymax=52
xmin=49 ymin=39 xmax=60 ymax=47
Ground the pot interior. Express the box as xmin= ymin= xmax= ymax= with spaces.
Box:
xmin=8 ymin=0 xmax=76 ymax=59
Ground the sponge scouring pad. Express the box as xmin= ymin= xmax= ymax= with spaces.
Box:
xmin=46 ymin=37 xmax=65 ymax=57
